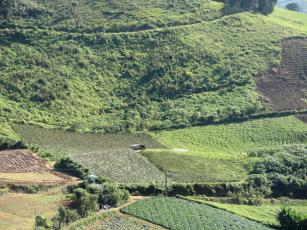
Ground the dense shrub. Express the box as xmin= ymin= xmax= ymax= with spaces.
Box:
xmin=226 ymin=0 xmax=277 ymax=14
xmin=72 ymin=188 xmax=98 ymax=218
xmin=278 ymin=207 xmax=307 ymax=230
xmin=98 ymin=183 xmax=129 ymax=207
xmin=247 ymin=145 xmax=307 ymax=199
xmin=54 ymin=158 xmax=89 ymax=179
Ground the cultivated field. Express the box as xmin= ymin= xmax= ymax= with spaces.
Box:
xmin=0 ymin=149 xmax=66 ymax=184
xmin=187 ymin=197 xmax=307 ymax=227
xmin=144 ymin=116 xmax=307 ymax=182
xmin=13 ymin=125 xmax=165 ymax=158
xmin=257 ymin=37 xmax=307 ymax=112
xmin=71 ymin=150 xmax=164 ymax=183
xmin=142 ymin=150 xmax=248 ymax=182
xmin=68 ymin=211 xmax=165 ymax=230
xmin=152 ymin=116 xmax=307 ymax=156
xmin=122 ymin=197 xmax=272 ymax=230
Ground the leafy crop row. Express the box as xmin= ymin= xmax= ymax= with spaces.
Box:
xmin=153 ymin=116 xmax=307 ymax=155
xmin=122 ymin=197 xmax=272 ymax=230
xmin=13 ymin=125 xmax=165 ymax=158
xmin=71 ymin=150 xmax=164 ymax=183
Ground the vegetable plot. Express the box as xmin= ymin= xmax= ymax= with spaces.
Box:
xmin=122 ymin=197 xmax=272 ymax=230
xmin=71 ymin=150 xmax=164 ymax=183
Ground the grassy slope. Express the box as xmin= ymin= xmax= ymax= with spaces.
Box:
xmin=0 ymin=4 xmax=307 ymax=133
xmin=122 ymin=197 xmax=272 ymax=230
xmin=0 ymin=189 xmax=65 ymax=230
xmin=147 ymin=116 xmax=307 ymax=182
xmin=187 ymin=197 xmax=307 ymax=226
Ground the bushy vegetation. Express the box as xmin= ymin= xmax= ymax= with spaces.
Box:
xmin=278 ymin=207 xmax=307 ymax=230
xmin=226 ymin=0 xmax=277 ymax=15
xmin=0 ymin=1 xmax=306 ymax=133
xmin=54 ymin=157 xmax=89 ymax=178
xmin=247 ymin=145 xmax=307 ymax=199
xmin=122 ymin=197 xmax=272 ymax=230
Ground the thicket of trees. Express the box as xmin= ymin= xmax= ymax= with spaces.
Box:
xmin=226 ymin=0 xmax=278 ymax=14
xmin=35 ymin=177 xmax=130 ymax=229
xmin=246 ymin=145 xmax=307 ymax=199
xmin=286 ymin=2 xmax=300 ymax=11
xmin=278 ymin=207 xmax=307 ymax=230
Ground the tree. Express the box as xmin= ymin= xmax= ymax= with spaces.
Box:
xmin=258 ymin=0 xmax=277 ymax=15
xmin=0 ymin=0 xmax=17 ymax=19
xmin=73 ymin=188 xmax=97 ymax=217
xmin=98 ymin=183 xmax=129 ymax=207
xmin=34 ymin=215 xmax=50 ymax=229
xmin=286 ymin=2 xmax=300 ymax=12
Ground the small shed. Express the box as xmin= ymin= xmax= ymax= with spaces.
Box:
xmin=130 ymin=144 xmax=146 ymax=150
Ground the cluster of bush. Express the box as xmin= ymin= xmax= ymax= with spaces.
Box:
xmin=54 ymin=157 xmax=89 ymax=179
xmin=246 ymin=145 xmax=307 ymax=199
xmin=278 ymin=207 xmax=307 ymax=230
xmin=224 ymin=0 xmax=277 ymax=15
xmin=0 ymin=137 xmax=25 ymax=150
xmin=35 ymin=176 xmax=129 ymax=229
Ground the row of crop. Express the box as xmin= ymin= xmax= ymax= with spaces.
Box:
xmin=70 ymin=150 xmax=165 ymax=183
xmin=122 ymin=197 xmax=271 ymax=230
xmin=12 ymin=124 xmax=165 ymax=157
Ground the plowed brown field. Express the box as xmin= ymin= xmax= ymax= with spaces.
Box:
xmin=257 ymin=38 xmax=307 ymax=117
xmin=0 ymin=149 xmax=66 ymax=184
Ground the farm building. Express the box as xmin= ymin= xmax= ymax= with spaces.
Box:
xmin=130 ymin=144 xmax=146 ymax=150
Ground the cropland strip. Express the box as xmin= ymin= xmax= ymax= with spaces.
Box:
xmin=71 ymin=150 xmax=164 ymax=183
xmin=68 ymin=211 xmax=165 ymax=230
xmin=13 ymin=124 xmax=166 ymax=158
xmin=186 ymin=197 xmax=307 ymax=227
xmin=152 ymin=116 xmax=307 ymax=156
xmin=122 ymin=197 xmax=272 ymax=230
xmin=0 ymin=149 xmax=66 ymax=184
xmin=142 ymin=149 xmax=248 ymax=182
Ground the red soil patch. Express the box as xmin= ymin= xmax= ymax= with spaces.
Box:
xmin=256 ymin=38 xmax=307 ymax=116
xmin=0 ymin=149 xmax=48 ymax=173
xmin=0 ymin=149 xmax=69 ymax=184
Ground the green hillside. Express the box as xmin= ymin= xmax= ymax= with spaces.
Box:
xmin=0 ymin=1 xmax=307 ymax=136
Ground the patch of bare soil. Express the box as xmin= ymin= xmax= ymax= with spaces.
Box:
xmin=0 ymin=149 xmax=68 ymax=184
xmin=256 ymin=37 xmax=307 ymax=119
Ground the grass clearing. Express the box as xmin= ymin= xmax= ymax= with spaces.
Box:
xmin=0 ymin=191 xmax=66 ymax=230
xmin=71 ymin=150 xmax=164 ymax=183
xmin=142 ymin=150 xmax=249 ymax=182
xmin=187 ymin=197 xmax=307 ymax=227
xmin=122 ymin=197 xmax=272 ymax=230
xmin=0 ymin=172 xmax=65 ymax=184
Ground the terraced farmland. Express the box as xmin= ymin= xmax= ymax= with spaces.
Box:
xmin=0 ymin=149 xmax=66 ymax=184
xmin=71 ymin=150 xmax=164 ymax=183
xmin=13 ymin=125 xmax=165 ymax=158
xmin=122 ymin=197 xmax=272 ymax=230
